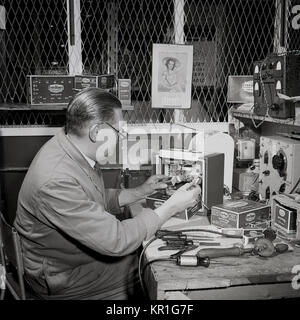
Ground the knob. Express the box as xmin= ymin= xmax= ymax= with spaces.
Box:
xmin=270 ymin=104 xmax=279 ymax=110
xmin=272 ymin=154 xmax=285 ymax=170
xmin=279 ymin=183 xmax=286 ymax=193
xmin=264 ymin=151 xmax=269 ymax=164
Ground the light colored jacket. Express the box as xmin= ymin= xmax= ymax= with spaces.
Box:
xmin=14 ymin=128 xmax=160 ymax=298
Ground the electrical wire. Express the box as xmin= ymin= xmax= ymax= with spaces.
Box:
xmin=140 ymin=258 xmax=174 ymax=289
xmin=138 ymin=236 xmax=158 ymax=295
xmin=290 ymin=177 xmax=300 ymax=194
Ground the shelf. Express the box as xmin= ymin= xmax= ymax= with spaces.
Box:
xmin=231 ymin=109 xmax=300 ymax=127
xmin=0 ymin=103 xmax=67 ymax=111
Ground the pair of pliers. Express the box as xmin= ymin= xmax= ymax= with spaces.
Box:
xmin=158 ymin=243 xmax=198 ymax=259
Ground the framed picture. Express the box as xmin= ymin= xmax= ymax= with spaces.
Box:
xmin=151 ymin=43 xmax=193 ymax=109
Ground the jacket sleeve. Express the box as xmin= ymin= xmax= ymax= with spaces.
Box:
xmin=36 ymin=178 xmax=162 ymax=257
xmin=105 ymin=188 xmax=122 ymax=214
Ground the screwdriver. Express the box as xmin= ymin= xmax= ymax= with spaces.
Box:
xmin=162 ymin=234 xmax=213 ymax=241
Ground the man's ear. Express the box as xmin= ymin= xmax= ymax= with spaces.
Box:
xmin=89 ymin=124 xmax=99 ymax=143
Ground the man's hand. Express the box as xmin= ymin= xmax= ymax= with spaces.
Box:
xmin=118 ymin=175 xmax=170 ymax=207
xmin=140 ymin=174 xmax=169 ymax=196
xmin=154 ymin=182 xmax=202 ymax=223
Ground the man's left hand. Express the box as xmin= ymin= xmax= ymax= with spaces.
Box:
xmin=140 ymin=175 xmax=169 ymax=196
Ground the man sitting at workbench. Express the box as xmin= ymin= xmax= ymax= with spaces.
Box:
xmin=14 ymin=88 xmax=200 ymax=300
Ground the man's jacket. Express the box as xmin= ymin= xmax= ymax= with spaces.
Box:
xmin=14 ymin=129 xmax=160 ymax=299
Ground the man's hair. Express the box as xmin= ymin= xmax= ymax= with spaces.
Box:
xmin=65 ymin=88 xmax=122 ymax=136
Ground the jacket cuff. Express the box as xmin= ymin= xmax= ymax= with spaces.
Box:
xmin=135 ymin=208 xmax=162 ymax=240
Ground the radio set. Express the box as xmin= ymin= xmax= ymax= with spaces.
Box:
xmin=27 ymin=74 xmax=116 ymax=106
xmin=146 ymin=149 xmax=224 ymax=220
xmin=253 ymin=53 xmax=300 ymax=119
xmin=259 ymin=135 xmax=300 ymax=200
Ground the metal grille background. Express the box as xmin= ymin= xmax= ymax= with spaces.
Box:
xmin=0 ymin=0 xmax=288 ymax=125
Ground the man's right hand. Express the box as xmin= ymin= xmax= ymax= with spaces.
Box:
xmin=154 ymin=182 xmax=201 ymax=223
xmin=166 ymin=182 xmax=201 ymax=214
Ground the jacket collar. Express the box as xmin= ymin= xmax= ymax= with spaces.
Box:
xmin=56 ymin=128 xmax=104 ymax=196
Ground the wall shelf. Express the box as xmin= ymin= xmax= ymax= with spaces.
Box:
xmin=0 ymin=103 xmax=67 ymax=111
xmin=231 ymin=109 xmax=300 ymax=128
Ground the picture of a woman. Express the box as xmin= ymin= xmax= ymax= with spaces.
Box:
xmin=158 ymin=56 xmax=186 ymax=93
xmin=152 ymin=44 xmax=193 ymax=109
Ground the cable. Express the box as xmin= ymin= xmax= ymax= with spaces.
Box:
xmin=141 ymin=258 xmax=174 ymax=288
xmin=290 ymin=177 xmax=300 ymax=194
xmin=138 ymin=236 xmax=158 ymax=296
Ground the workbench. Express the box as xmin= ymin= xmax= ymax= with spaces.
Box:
xmin=138 ymin=210 xmax=300 ymax=300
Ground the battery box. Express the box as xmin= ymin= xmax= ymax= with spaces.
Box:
xmin=211 ymin=199 xmax=270 ymax=229
xmin=27 ymin=75 xmax=75 ymax=105
xmin=146 ymin=191 xmax=202 ymax=220
xmin=74 ymin=74 xmax=115 ymax=91
xmin=274 ymin=202 xmax=297 ymax=234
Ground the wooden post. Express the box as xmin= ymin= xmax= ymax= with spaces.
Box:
xmin=173 ymin=0 xmax=186 ymax=123
xmin=0 ymin=5 xmax=6 ymax=102
xmin=107 ymin=1 xmax=118 ymax=76
xmin=274 ymin=0 xmax=288 ymax=53
xmin=67 ymin=0 xmax=83 ymax=75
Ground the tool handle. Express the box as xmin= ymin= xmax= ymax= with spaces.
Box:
xmin=197 ymin=247 xmax=243 ymax=258
xmin=162 ymin=234 xmax=187 ymax=241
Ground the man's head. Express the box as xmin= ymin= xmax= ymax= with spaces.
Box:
xmin=65 ymin=87 xmax=123 ymax=161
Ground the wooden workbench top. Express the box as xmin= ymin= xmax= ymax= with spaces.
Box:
xmin=142 ymin=214 xmax=300 ymax=299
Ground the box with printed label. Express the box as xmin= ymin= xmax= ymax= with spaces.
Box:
xmin=211 ymin=199 xmax=270 ymax=229
xmin=74 ymin=75 xmax=98 ymax=90
xmin=274 ymin=202 xmax=297 ymax=234
xmin=146 ymin=192 xmax=201 ymax=220
xmin=27 ymin=75 xmax=75 ymax=105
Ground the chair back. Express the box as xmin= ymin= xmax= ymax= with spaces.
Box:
xmin=0 ymin=211 xmax=26 ymax=300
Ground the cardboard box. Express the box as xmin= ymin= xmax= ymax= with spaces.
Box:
xmin=27 ymin=75 xmax=75 ymax=105
xmin=146 ymin=191 xmax=202 ymax=220
xmin=118 ymin=79 xmax=131 ymax=107
xmin=274 ymin=202 xmax=297 ymax=234
xmin=211 ymin=199 xmax=270 ymax=229
xmin=74 ymin=74 xmax=115 ymax=91
xmin=74 ymin=75 xmax=98 ymax=90
xmin=242 ymin=229 xmax=264 ymax=246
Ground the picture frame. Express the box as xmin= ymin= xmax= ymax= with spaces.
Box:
xmin=151 ymin=43 xmax=193 ymax=109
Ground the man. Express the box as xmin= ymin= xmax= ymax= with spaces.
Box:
xmin=14 ymin=88 xmax=200 ymax=300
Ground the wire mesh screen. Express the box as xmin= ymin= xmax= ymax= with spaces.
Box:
xmin=0 ymin=0 xmax=289 ymax=125
xmin=0 ymin=0 xmax=68 ymax=104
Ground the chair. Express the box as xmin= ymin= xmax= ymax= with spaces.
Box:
xmin=0 ymin=211 xmax=38 ymax=300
